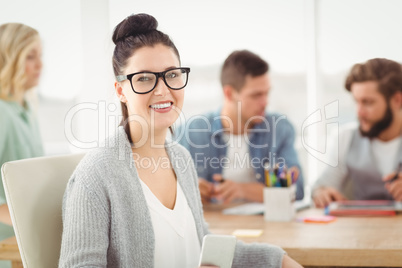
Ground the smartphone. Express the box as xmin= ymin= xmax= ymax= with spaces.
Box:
xmin=198 ymin=234 xmax=237 ymax=268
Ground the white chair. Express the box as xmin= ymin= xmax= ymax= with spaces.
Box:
xmin=1 ymin=154 xmax=85 ymax=268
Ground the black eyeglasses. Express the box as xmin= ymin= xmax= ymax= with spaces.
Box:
xmin=116 ymin=67 xmax=190 ymax=94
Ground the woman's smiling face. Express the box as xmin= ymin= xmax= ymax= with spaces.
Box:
xmin=117 ymin=43 xmax=184 ymax=134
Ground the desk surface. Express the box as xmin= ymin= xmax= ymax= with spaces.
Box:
xmin=1 ymin=206 xmax=401 ymax=267
xmin=204 ymin=205 xmax=402 ymax=267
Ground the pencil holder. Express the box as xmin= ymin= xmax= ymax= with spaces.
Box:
xmin=263 ymin=185 xmax=296 ymax=222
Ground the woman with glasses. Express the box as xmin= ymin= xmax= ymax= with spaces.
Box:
xmin=59 ymin=13 xmax=301 ymax=268
xmin=0 ymin=23 xmax=43 ymax=227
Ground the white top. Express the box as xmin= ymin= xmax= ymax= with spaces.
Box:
xmin=313 ymin=122 xmax=401 ymax=190
xmin=139 ymin=180 xmax=201 ymax=268
xmin=371 ymin=137 xmax=401 ymax=177
xmin=222 ymin=133 xmax=256 ymax=183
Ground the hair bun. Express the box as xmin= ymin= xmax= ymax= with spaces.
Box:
xmin=112 ymin=13 xmax=158 ymax=44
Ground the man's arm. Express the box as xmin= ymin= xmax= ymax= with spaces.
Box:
xmin=383 ymin=170 xmax=402 ymax=201
xmin=312 ymin=160 xmax=349 ymax=208
xmin=212 ymin=174 xmax=265 ymax=203
xmin=311 ymin=125 xmax=354 ymax=207
xmin=312 ymin=187 xmax=347 ymax=208
xmin=275 ymin=118 xmax=304 ymax=200
xmin=198 ymin=177 xmax=214 ymax=204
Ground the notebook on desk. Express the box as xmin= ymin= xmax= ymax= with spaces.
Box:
xmin=326 ymin=200 xmax=402 ymax=216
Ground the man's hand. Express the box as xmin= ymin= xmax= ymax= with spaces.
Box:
xmin=212 ymin=174 xmax=245 ymax=204
xmin=383 ymin=171 xmax=402 ymax=201
xmin=199 ymin=178 xmax=214 ymax=204
xmin=288 ymin=166 xmax=299 ymax=181
xmin=312 ymin=187 xmax=347 ymax=208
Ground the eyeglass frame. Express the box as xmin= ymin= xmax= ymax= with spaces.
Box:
xmin=116 ymin=67 xmax=191 ymax=94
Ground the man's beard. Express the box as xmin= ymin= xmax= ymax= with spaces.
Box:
xmin=359 ymin=105 xmax=393 ymax=138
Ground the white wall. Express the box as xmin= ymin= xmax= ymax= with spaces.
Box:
xmin=2 ymin=0 xmax=402 ymax=188
xmin=0 ymin=0 xmax=82 ymax=100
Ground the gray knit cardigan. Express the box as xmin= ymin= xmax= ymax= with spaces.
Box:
xmin=59 ymin=126 xmax=285 ymax=268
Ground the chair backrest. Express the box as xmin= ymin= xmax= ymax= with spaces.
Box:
xmin=1 ymin=153 xmax=85 ymax=268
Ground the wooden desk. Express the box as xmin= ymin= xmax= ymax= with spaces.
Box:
xmin=204 ymin=205 xmax=402 ymax=267
xmin=1 ymin=207 xmax=401 ymax=267
xmin=0 ymin=236 xmax=22 ymax=268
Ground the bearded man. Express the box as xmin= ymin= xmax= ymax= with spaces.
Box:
xmin=313 ymin=58 xmax=402 ymax=207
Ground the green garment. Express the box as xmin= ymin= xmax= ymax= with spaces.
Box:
xmin=0 ymin=99 xmax=44 ymax=205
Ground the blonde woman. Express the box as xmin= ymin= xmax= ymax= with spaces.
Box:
xmin=0 ymin=23 xmax=44 ymax=225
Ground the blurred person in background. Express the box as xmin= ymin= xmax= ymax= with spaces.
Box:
xmin=176 ymin=50 xmax=304 ymax=204
xmin=312 ymin=58 xmax=402 ymax=208
xmin=0 ymin=23 xmax=44 ymax=231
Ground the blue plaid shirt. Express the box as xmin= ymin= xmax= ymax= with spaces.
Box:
xmin=175 ymin=109 xmax=304 ymax=200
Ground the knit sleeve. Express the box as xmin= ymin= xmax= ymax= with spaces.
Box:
xmin=232 ymin=240 xmax=285 ymax=268
xmin=59 ymin=174 xmax=110 ymax=268
xmin=184 ymin=146 xmax=285 ymax=268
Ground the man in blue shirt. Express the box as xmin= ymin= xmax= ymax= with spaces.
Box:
xmin=176 ymin=50 xmax=304 ymax=203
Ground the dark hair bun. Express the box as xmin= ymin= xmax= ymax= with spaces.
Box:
xmin=112 ymin=13 xmax=158 ymax=44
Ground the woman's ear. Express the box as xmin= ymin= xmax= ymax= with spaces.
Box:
xmin=115 ymin=82 xmax=127 ymax=103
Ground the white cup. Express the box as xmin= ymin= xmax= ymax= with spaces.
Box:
xmin=263 ymin=185 xmax=296 ymax=222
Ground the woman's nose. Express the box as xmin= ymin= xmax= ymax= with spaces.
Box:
xmin=153 ymin=77 xmax=170 ymax=96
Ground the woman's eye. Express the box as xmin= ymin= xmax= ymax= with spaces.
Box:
xmin=138 ymin=76 xmax=151 ymax=82
xmin=166 ymin=72 xmax=178 ymax=79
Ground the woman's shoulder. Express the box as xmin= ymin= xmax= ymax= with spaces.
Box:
xmin=0 ymin=101 xmax=15 ymax=135
xmin=0 ymin=100 xmax=13 ymax=118
xmin=0 ymin=99 xmax=31 ymax=122
xmin=70 ymin=128 xmax=132 ymax=186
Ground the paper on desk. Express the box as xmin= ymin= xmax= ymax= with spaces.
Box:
xmin=222 ymin=201 xmax=311 ymax=215
xmin=232 ymin=229 xmax=263 ymax=237
xmin=222 ymin=203 xmax=264 ymax=215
